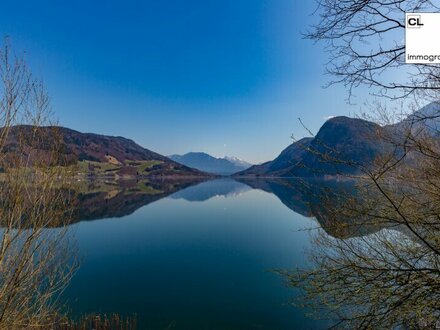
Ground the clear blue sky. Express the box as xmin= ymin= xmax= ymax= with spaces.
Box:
xmin=1 ymin=0 xmax=365 ymax=163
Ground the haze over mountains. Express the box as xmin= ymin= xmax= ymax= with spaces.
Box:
xmin=169 ymin=152 xmax=252 ymax=175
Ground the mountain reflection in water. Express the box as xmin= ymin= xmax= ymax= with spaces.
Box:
xmin=72 ymin=177 xmax=386 ymax=239
xmin=60 ymin=177 xmax=389 ymax=329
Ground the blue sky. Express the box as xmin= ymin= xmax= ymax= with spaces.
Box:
xmin=1 ymin=0 xmax=367 ymax=163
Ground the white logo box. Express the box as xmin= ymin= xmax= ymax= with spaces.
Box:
xmin=406 ymin=13 xmax=440 ymax=64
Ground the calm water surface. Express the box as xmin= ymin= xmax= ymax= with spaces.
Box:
xmin=62 ymin=179 xmax=329 ymax=329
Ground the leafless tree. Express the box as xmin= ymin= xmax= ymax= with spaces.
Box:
xmin=282 ymin=1 xmax=440 ymax=324
xmin=283 ymin=100 xmax=440 ymax=328
xmin=0 ymin=39 xmax=79 ymax=329
xmin=307 ymin=0 xmax=440 ymax=100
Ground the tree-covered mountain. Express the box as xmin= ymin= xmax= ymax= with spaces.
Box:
xmin=236 ymin=102 xmax=440 ymax=178
xmin=1 ymin=125 xmax=208 ymax=178
xmin=168 ymin=152 xmax=252 ymax=175
xmin=236 ymin=137 xmax=314 ymax=177
xmin=235 ymin=116 xmax=385 ymax=177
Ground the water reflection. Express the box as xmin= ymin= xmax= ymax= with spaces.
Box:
xmin=61 ymin=178 xmax=430 ymax=328
xmin=170 ymin=178 xmax=251 ymax=202
xmin=71 ymin=177 xmax=389 ymax=239
xmin=71 ymin=178 xmax=206 ymax=222
xmin=63 ymin=178 xmax=336 ymax=329
xmin=236 ymin=178 xmax=391 ymax=239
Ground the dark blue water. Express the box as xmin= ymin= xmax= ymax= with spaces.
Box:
xmin=63 ymin=179 xmax=328 ymax=329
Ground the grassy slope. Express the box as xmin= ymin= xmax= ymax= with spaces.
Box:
xmin=74 ymin=159 xmax=165 ymax=178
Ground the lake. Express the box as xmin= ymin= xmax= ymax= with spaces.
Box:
xmin=61 ymin=178 xmax=335 ymax=329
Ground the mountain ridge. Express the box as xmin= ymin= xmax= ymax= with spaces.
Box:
xmin=236 ymin=103 xmax=440 ymax=178
xmin=169 ymin=152 xmax=252 ymax=175
xmin=1 ymin=125 xmax=209 ymax=178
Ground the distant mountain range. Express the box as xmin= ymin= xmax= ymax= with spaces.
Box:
xmin=236 ymin=102 xmax=440 ymax=178
xmin=2 ymin=125 xmax=208 ymax=178
xmin=4 ymin=102 xmax=439 ymax=179
xmin=168 ymin=152 xmax=252 ymax=175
